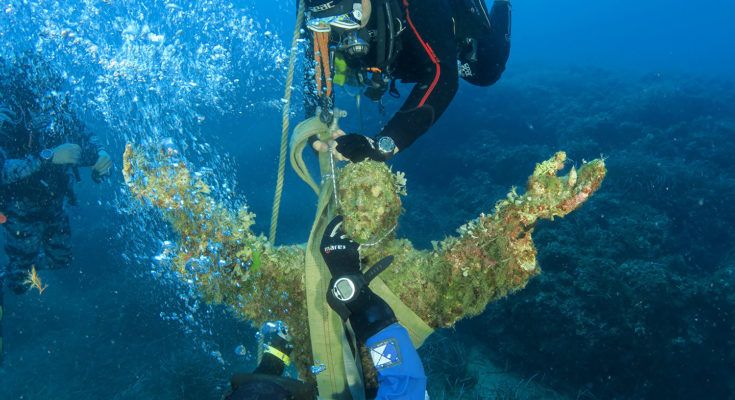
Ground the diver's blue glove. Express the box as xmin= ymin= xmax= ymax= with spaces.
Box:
xmin=320 ymin=216 xmax=397 ymax=342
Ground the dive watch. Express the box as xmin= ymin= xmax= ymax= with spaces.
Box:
xmin=40 ymin=149 xmax=54 ymax=162
xmin=376 ymin=136 xmax=396 ymax=156
xmin=332 ymin=277 xmax=359 ymax=302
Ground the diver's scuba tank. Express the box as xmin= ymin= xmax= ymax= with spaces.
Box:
xmin=450 ymin=0 xmax=494 ymax=62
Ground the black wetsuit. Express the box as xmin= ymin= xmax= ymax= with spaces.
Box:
xmin=305 ymin=0 xmax=512 ymax=151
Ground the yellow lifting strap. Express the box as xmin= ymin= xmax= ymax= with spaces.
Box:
xmin=273 ymin=4 xmax=433 ymax=397
xmin=291 ymin=117 xmax=434 ymax=399
xmin=370 ymin=277 xmax=434 ymax=349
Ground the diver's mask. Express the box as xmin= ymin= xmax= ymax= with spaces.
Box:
xmin=338 ymin=30 xmax=371 ymax=58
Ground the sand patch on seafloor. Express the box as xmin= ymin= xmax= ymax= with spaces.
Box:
xmin=424 ymin=331 xmax=568 ymax=400
xmin=470 ymin=350 xmax=567 ymax=400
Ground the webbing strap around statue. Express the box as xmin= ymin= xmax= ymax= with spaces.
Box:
xmin=292 ymin=117 xmax=434 ymax=399
xmin=297 ymin=117 xmax=357 ymax=399
xmin=305 ymin=188 xmax=353 ymax=399
xmin=369 ymin=277 xmax=433 ymax=348
xmin=289 ymin=118 xmax=321 ymax=195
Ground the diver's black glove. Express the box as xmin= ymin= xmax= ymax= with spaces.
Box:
xmin=320 ymin=216 xmax=397 ymax=342
xmin=320 ymin=215 xmax=361 ymax=276
xmin=335 ymin=134 xmax=388 ymax=163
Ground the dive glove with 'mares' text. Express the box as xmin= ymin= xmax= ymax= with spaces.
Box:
xmin=320 ymin=216 xmax=397 ymax=342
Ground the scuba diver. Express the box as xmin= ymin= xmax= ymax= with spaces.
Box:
xmin=0 ymin=77 xmax=112 ymax=362
xmin=225 ymin=321 xmax=317 ymax=400
xmin=224 ymin=216 xmax=426 ymax=399
xmin=304 ymin=0 xmax=512 ymax=162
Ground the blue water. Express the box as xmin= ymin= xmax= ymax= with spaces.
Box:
xmin=513 ymin=0 xmax=735 ymax=77
xmin=1 ymin=1 xmax=734 ymax=399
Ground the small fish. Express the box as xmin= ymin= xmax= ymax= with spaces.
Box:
xmin=0 ymin=211 xmax=7 ymax=224
xmin=25 ymin=265 xmax=48 ymax=295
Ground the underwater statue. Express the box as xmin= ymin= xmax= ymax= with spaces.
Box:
xmin=123 ymin=116 xmax=606 ymax=396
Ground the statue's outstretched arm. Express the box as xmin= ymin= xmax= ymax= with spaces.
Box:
xmin=123 ymin=144 xmax=314 ymax=376
xmin=361 ymin=152 xmax=607 ymax=327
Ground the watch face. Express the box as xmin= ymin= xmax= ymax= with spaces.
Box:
xmin=333 ymin=277 xmax=356 ymax=302
xmin=40 ymin=149 xmax=54 ymax=160
xmin=378 ymin=136 xmax=395 ymax=154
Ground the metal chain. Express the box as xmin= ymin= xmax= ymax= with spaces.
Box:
xmin=328 ymin=148 xmax=340 ymax=207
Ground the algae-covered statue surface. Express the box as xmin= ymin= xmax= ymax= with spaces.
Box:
xmin=122 ymin=122 xmax=606 ymax=390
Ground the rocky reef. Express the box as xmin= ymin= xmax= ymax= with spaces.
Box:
xmin=123 ymin=141 xmax=605 ymax=381
xmin=400 ymin=68 xmax=735 ymax=399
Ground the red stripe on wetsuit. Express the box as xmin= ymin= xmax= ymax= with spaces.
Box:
xmin=402 ymin=0 xmax=441 ymax=107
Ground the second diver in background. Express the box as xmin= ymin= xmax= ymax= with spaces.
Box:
xmin=0 ymin=72 xmax=113 ymax=363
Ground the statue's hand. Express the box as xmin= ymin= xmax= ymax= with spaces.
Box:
xmin=494 ymin=152 xmax=607 ymax=229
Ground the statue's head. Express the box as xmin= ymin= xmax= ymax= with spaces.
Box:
xmin=337 ymin=160 xmax=406 ymax=244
